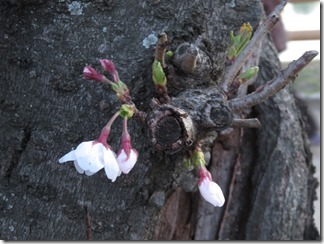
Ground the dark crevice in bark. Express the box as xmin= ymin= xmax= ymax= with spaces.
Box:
xmin=214 ymin=128 xmax=255 ymax=240
xmin=236 ymin=113 xmax=260 ymax=240
xmin=153 ymin=188 xmax=198 ymax=240
xmin=6 ymin=127 xmax=31 ymax=180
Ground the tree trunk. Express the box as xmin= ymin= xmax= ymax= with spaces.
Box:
xmin=0 ymin=0 xmax=319 ymax=240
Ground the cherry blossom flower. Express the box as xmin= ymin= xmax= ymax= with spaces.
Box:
xmin=116 ymin=118 xmax=138 ymax=174
xmin=59 ymin=112 xmax=122 ymax=182
xmin=198 ymin=169 xmax=225 ymax=207
xmin=59 ymin=141 xmax=121 ymax=182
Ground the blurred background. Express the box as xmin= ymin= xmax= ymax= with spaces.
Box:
xmin=276 ymin=0 xmax=320 ymax=232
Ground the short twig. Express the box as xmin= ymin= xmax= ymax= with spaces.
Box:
xmin=222 ymin=0 xmax=287 ymax=89
xmin=228 ymin=50 xmax=318 ymax=112
xmin=231 ymin=118 xmax=261 ymax=128
xmin=156 ymin=85 xmax=171 ymax=104
xmin=155 ymin=32 xmax=168 ymax=66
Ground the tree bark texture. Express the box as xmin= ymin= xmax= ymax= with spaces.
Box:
xmin=0 ymin=0 xmax=319 ymax=240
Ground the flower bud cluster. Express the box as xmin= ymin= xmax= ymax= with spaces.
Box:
xmin=83 ymin=59 xmax=131 ymax=103
xmin=59 ymin=110 xmax=138 ymax=182
xmin=59 ymin=60 xmax=138 ymax=182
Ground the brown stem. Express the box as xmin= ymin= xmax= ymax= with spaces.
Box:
xmin=155 ymin=32 xmax=168 ymax=66
xmin=156 ymin=84 xmax=171 ymax=104
xmin=228 ymin=50 xmax=318 ymax=112
xmin=153 ymin=33 xmax=172 ymax=104
xmin=222 ymin=0 xmax=287 ymax=89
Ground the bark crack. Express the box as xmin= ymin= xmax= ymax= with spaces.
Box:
xmin=6 ymin=128 xmax=31 ymax=179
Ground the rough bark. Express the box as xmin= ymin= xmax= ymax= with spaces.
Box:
xmin=0 ymin=0 xmax=319 ymax=240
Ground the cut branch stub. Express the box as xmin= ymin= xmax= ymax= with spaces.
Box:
xmin=146 ymin=104 xmax=196 ymax=154
xmin=147 ymin=88 xmax=235 ymax=154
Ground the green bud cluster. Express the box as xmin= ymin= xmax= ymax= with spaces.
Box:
xmin=227 ymin=22 xmax=253 ymax=61
xmin=112 ymin=80 xmax=128 ymax=95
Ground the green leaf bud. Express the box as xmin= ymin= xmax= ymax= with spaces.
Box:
xmin=239 ymin=66 xmax=259 ymax=80
xmin=152 ymin=60 xmax=167 ymax=87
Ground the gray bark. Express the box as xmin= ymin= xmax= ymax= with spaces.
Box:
xmin=0 ymin=0 xmax=319 ymax=240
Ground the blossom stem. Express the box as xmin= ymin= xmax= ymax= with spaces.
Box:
xmin=192 ymin=147 xmax=206 ymax=169
xmin=122 ymin=118 xmax=132 ymax=157
xmin=101 ymin=76 xmax=115 ymax=86
xmin=123 ymin=118 xmax=128 ymax=135
xmin=97 ymin=111 xmax=120 ymax=144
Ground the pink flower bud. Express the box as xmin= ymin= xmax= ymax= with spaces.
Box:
xmin=99 ymin=59 xmax=119 ymax=82
xmin=116 ymin=118 xmax=138 ymax=174
xmin=117 ymin=148 xmax=138 ymax=174
xmin=83 ymin=66 xmax=104 ymax=81
xmin=198 ymin=169 xmax=225 ymax=207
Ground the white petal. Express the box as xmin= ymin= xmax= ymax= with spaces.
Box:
xmin=76 ymin=157 xmax=91 ymax=171
xmin=74 ymin=160 xmax=85 ymax=174
xmin=199 ymin=179 xmax=225 ymax=207
xmin=87 ymin=143 xmax=105 ymax=173
xmin=74 ymin=141 xmax=95 ymax=170
xmin=103 ymin=149 xmax=121 ymax=182
xmin=74 ymin=141 xmax=94 ymax=157
xmin=59 ymin=150 xmax=76 ymax=163
xmin=86 ymin=163 xmax=104 ymax=174
xmin=117 ymin=149 xmax=138 ymax=174
xmin=85 ymin=170 xmax=96 ymax=176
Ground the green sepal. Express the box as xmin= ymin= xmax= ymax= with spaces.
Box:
xmin=117 ymin=80 xmax=127 ymax=90
xmin=191 ymin=149 xmax=206 ymax=169
xmin=119 ymin=104 xmax=135 ymax=119
xmin=111 ymin=83 xmax=119 ymax=93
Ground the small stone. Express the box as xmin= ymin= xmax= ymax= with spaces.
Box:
xmin=148 ymin=191 xmax=165 ymax=207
